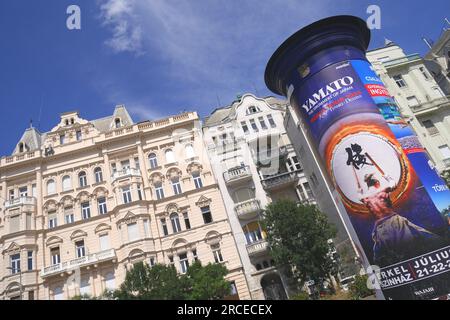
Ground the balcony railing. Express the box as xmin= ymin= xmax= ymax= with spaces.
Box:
xmin=41 ymin=249 xmax=116 ymax=277
xmin=246 ymin=240 xmax=269 ymax=257
xmin=4 ymin=196 xmax=36 ymax=209
xmin=383 ymin=53 xmax=421 ymax=68
xmin=111 ymin=168 xmax=141 ymax=181
xmin=409 ymin=96 xmax=449 ymax=114
xmin=223 ymin=166 xmax=252 ymax=184
xmin=235 ymin=199 xmax=261 ymax=220
xmin=261 ymin=170 xmax=300 ymax=190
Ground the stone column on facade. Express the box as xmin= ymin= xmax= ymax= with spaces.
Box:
xmin=102 ymin=150 xmax=112 ymax=185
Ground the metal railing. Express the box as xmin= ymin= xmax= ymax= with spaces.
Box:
xmin=223 ymin=166 xmax=251 ymax=183
xmin=111 ymin=168 xmax=141 ymax=181
xmin=261 ymin=170 xmax=300 ymax=190
xmin=246 ymin=240 xmax=269 ymax=256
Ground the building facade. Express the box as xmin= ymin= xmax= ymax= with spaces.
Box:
xmin=203 ymin=94 xmax=315 ymax=300
xmin=366 ymin=40 xmax=450 ymax=172
xmin=0 ymin=106 xmax=250 ymax=300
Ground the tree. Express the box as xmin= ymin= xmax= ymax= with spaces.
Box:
xmin=441 ymin=169 xmax=450 ymax=188
xmin=261 ymin=199 xmax=338 ymax=294
xmin=348 ymin=275 xmax=374 ymax=300
xmin=185 ymin=261 xmax=230 ymax=300
xmin=112 ymin=261 xmax=231 ymax=300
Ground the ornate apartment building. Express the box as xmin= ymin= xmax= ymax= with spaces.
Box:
xmin=0 ymin=106 xmax=250 ymax=300
xmin=202 ymin=94 xmax=314 ymax=300
xmin=366 ymin=40 xmax=450 ymax=172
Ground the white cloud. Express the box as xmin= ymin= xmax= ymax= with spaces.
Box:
xmin=97 ymin=0 xmax=348 ymax=112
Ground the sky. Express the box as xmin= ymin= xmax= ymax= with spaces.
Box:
xmin=0 ymin=0 xmax=449 ymax=156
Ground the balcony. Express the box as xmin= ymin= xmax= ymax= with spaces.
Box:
xmin=261 ymin=170 xmax=300 ymax=191
xmin=383 ymin=53 xmax=421 ymax=68
xmin=235 ymin=199 xmax=261 ymax=220
xmin=41 ymin=249 xmax=116 ymax=278
xmin=223 ymin=166 xmax=252 ymax=185
xmin=4 ymin=197 xmax=36 ymax=209
xmin=246 ymin=240 xmax=269 ymax=257
xmin=111 ymin=168 xmax=141 ymax=182
xmin=254 ymin=146 xmax=288 ymax=165
xmin=410 ymin=96 xmax=449 ymax=115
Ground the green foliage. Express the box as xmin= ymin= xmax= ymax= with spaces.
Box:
xmin=290 ymin=291 xmax=310 ymax=300
xmin=348 ymin=275 xmax=374 ymax=300
xmin=261 ymin=199 xmax=338 ymax=291
xmin=441 ymin=169 xmax=450 ymax=188
xmin=185 ymin=261 xmax=230 ymax=300
xmin=112 ymin=261 xmax=231 ymax=300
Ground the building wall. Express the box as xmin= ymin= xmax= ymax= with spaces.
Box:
xmin=203 ymin=94 xmax=313 ymax=300
xmin=0 ymin=111 xmax=250 ymax=300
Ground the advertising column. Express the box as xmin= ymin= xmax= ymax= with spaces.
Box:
xmin=265 ymin=15 xmax=450 ymax=300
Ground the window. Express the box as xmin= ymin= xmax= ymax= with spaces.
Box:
xmin=201 ymin=206 xmax=213 ymax=224
xmin=439 ymin=145 xmax=450 ymax=160
xmin=111 ymin=163 xmax=117 ymax=174
xmin=192 ymin=249 xmax=198 ymax=262
xmin=94 ymin=167 xmax=103 ymax=183
xmin=10 ymin=254 xmax=21 ymax=274
xmin=267 ymin=114 xmax=276 ymax=128
xmin=168 ymin=255 xmax=174 ymax=266
xmin=134 ymin=157 xmax=140 ymax=171
xmin=81 ymin=202 xmax=91 ymax=220
xmin=9 ymin=189 xmax=15 ymax=200
xmin=211 ymin=244 xmax=224 ymax=263
xmin=165 ymin=149 xmax=175 ymax=163
xmin=19 ymin=142 xmax=25 ymax=153
xmin=25 ymin=213 xmax=32 ymax=230
xmin=10 ymin=215 xmax=20 ymax=233
xmin=170 ymin=213 xmax=182 ymax=233
xmin=60 ymin=134 xmax=65 ymax=145
xmin=48 ymin=212 xmax=57 ymax=229
xmin=422 ymin=120 xmax=439 ymax=135
xmin=78 ymin=171 xmax=87 ymax=188
xmin=241 ymin=121 xmax=249 ymax=134
xmin=28 ymin=291 xmax=34 ymax=300
xmin=65 ymin=207 xmax=75 ymax=224
xmin=76 ymin=130 xmax=82 ymax=141
xmin=393 ymin=74 xmax=407 ymax=88
xmin=419 ymin=66 xmax=430 ymax=80
xmin=27 ymin=251 xmax=33 ymax=271
xmin=287 ymin=156 xmax=302 ymax=171
xmin=137 ymin=184 xmax=143 ymax=201
xmin=185 ymin=144 xmax=195 ymax=159
xmin=51 ymin=247 xmax=61 ymax=265
xmin=53 ymin=286 xmax=64 ymax=301
xmin=80 ymin=277 xmax=91 ymax=296
xmin=76 ymin=240 xmax=86 ymax=258
xmin=244 ymin=222 xmax=264 ymax=244
xmin=127 ymin=222 xmax=139 ymax=242
xmin=161 ymin=218 xmax=169 ymax=236
xmin=32 ymin=184 xmax=37 ymax=197
xmin=143 ymin=219 xmax=150 ymax=237
xmin=121 ymin=160 xmax=130 ymax=171
xmin=179 ymin=253 xmax=189 ymax=273
xmin=114 ymin=118 xmax=121 ymax=129
xmin=406 ymin=96 xmax=420 ymax=107
xmin=149 ymin=257 xmax=156 ymax=267
xmin=122 ymin=186 xmax=132 ymax=204
xmin=62 ymin=175 xmax=72 ymax=191
xmin=155 ymin=182 xmax=165 ymax=200
xmin=249 ymin=119 xmax=259 ymax=132
xmin=148 ymin=153 xmax=158 ymax=169
xmin=247 ymin=106 xmax=260 ymax=114
xmin=47 ymin=180 xmax=56 ymax=195
xmin=172 ymin=177 xmax=182 ymax=195
xmin=192 ymin=172 xmax=203 ymax=189
xmin=98 ymin=197 xmax=108 ymax=215
xmin=105 ymin=273 xmax=116 ymax=291
xmin=183 ymin=212 xmax=191 ymax=230
xmin=99 ymin=234 xmax=110 ymax=251
xmin=19 ymin=186 xmax=28 ymax=197
xmin=258 ymin=117 xmax=268 ymax=130
xmin=303 ymin=182 xmax=314 ymax=199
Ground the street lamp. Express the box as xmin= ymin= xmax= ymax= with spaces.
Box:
xmin=6 ymin=267 xmax=23 ymax=300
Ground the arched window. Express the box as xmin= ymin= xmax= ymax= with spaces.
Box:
xmin=114 ymin=118 xmax=121 ymax=129
xmin=47 ymin=180 xmax=56 ymax=195
xmin=94 ymin=167 xmax=103 ymax=183
xmin=192 ymin=171 xmax=203 ymax=189
xmin=78 ymin=171 xmax=87 ymax=188
xmin=185 ymin=144 xmax=195 ymax=159
xmin=154 ymin=181 xmax=165 ymax=200
xmin=171 ymin=177 xmax=182 ymax=195
xmin=148 ymin=153 xmax=158 ymax=169
xmin=170 ymin=213 xmax=182 ymax=233
xmin=165 ymin=149 xmax=175 ymax=164
xmin=62 ymin=175 xmax=72 ymax=191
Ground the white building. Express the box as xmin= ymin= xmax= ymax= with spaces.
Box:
xmin=366 ymin=40 xmax=450 ymax=172
xmin=202 ymin=94 xmax=314 ymax=300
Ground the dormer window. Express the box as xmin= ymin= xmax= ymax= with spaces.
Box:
xmin=71 ymin=118 xmax=75 ymax=125
xmin=60 ymin=134 xmax=66 ymax=145
xmin=247 ymin=106 xmax=260 ymax=114
xmin=65 ymin=119 xmax=69 ymax=126
xmin=18 ymin=142 xmax=25 ymax=153
xmin=114 ymin=118 xmax=122 ymax=129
